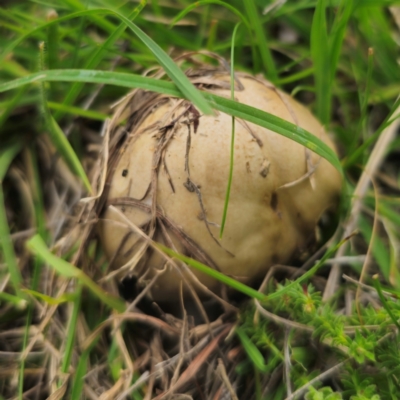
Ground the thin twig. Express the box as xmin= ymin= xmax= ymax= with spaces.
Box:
xmin=217 ymin=358 xmax=239 ymax=400
xmin=283 ymin=328 xmax=292 ymax=398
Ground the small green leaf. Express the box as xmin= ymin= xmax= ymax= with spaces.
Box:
xmin=22 ymin=288 xmax=75 ymax=305
xmin=236 ymin=326 xmax=268 ymax=372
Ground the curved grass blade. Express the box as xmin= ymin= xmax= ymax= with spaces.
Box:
xmin=109 ymin=8 xmax=213 ymax=115
xmin=0 ymin=86 xmax=26 ymax=130
xmin=158 ymin=236 xmax=352 ymax=305
xmin=0 ymin=69 xmax=342 ymax=173
xmin=169 ymin=0 xmax=258 ymax=82
xmin=21 ymin=288 xmax=75 ymax=305
xmin=0 ymin=291 xmax=26 ymax=308
xmin=169 ymin=1 xmax=250 ymax=30
xmin=207 ymin=93 xmax=343 ymax=174
xmin=44 ymin=114 xmax=90 ymax=193
xmin=0 ymin=69 xmax=181 ymax=96
xmin=0 ymin=141 xmax=22 ymax=180
xmin=220 ymin=22 xmax=241 ymax=238
xmin=344 ymin=96 xmax=400 ymax=169
xmin=157 ymin=243 xmax=265 ymax=301
xmin=26 ymin=234 xmax=126 ymax=312
xmin=373 ymin=276 xmax=400 ymax=331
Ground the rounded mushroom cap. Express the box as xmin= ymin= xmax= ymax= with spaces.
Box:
xmin=99 ymin=72 xmax=342 ymax=301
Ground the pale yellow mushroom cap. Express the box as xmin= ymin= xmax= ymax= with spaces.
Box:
xmin=99 ymin=71 xmax=342 ymax=301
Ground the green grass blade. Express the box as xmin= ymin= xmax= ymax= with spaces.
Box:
xmin=26 ymin=234 xmax=126 ymax=312
xmin=29 ymin=148 xmax=48 ymax=243
xmin=206 ymin=19 xmax=218 ymax=50
xmin=329 ymin=0 xmax=353 ymax=81
xmin=372 ymin=276 xmax=400 ymax=331
xmin=0 ymin=291 xmax=26 ymax=308
xmin=109 ymin=8 xmax=213 ymax=115
xmin=0 ymin=141 xmax=22 ymax=180
xmin=0 ymin=187 xmax=22 ymax=293
xmin=46 ymin=10 xmax=59 ymax=70
xmin=39 ymin=90 xmax=92 ymax=193
xmin=108 ymin=337 xmax=124 ymax=382
xmin=170 ymin=1 xmax=255 ymax=76
xmin=236 ymin=326 xmax=268 ymax=372
xmin=220 ymin=22 xmax=241 ymax=238
xmin=0 ymin=86 xmax=26 ymax=130
xmin=157 ymin=244 xmax=265 ymax=300
xmin=310 ymin=0 xmax=330 ymax=125
xmin=61 ymin=285 xmax=82 ymax=375
xmin=356 ymin=6 xmax=400 ymax=83
xmin=0 ymin=143 xmax=23 ymax=296
xmin=47 ymin=101 xmax=108 ymax=121
xmin=276 ymin=68 xmax=314 ymax=85
xmin=243 ymin=0 xmax=277 ymax=82
xmin=207 ymin=94 xmax=343 ymax=174
xmin=169 ymin=0 xmax=250 ymax=30
xmin=359 ymin=215 xmax=390 ymax=281
xmin=0 ymin=69 xmax=342 ymax=173
xmin=53 ymin=1 xmax=147 ymax=120
xmin=70 ymin=8 xmax=87 ymax=69
xmin=264 ymin=235 xmax=352 ymax=302
xmin=22 ymin=288 xmax=75 ymax=305
xmin=161 ymin=241 xmax=353 ymax=332
xmin=71 ymin=347 xmax=89 ymax=400
xmin=343 ymin=96 xmax=400 ymax=169
xmin=0 ymin=69 xmax=182 ymax=96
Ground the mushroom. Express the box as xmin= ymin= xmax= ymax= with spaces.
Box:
xmin=99 ymin=69 xmax=342 ymax=302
